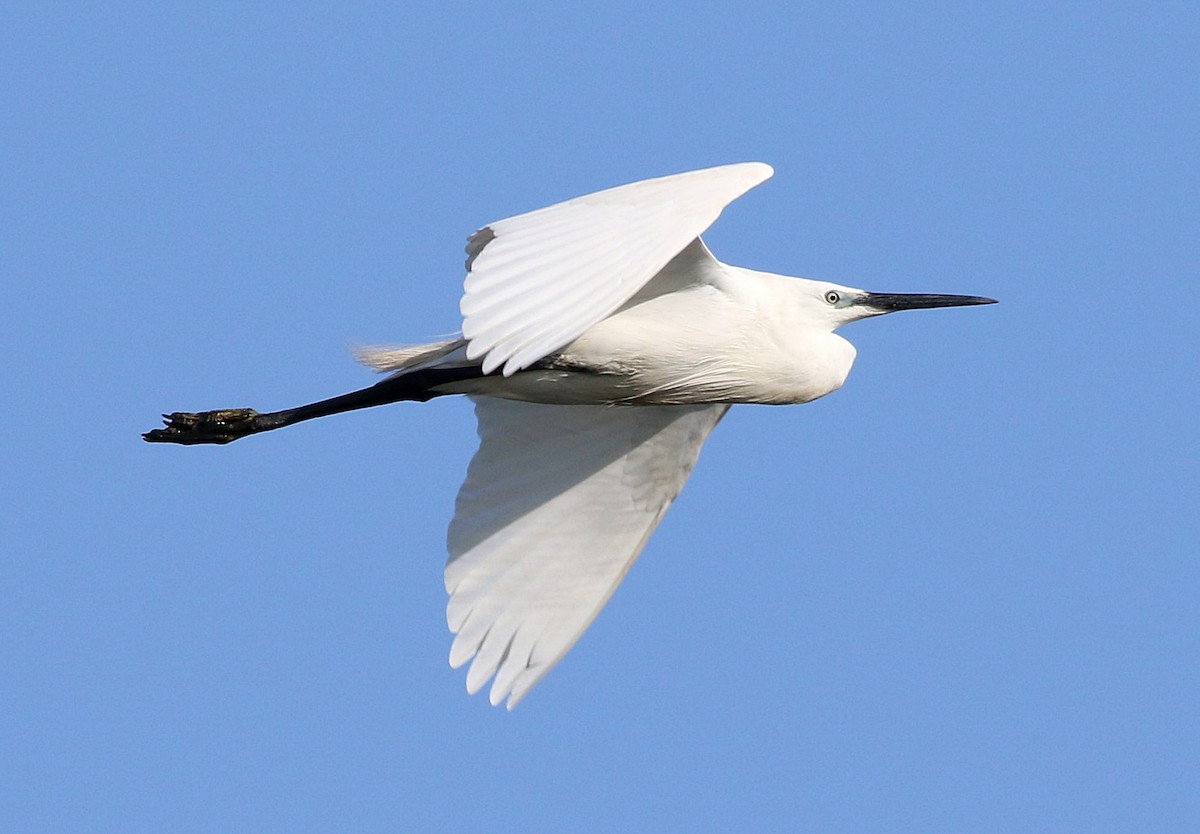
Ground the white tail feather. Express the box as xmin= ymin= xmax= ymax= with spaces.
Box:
xmin=352 ymin=338 xmax=467 ymax=373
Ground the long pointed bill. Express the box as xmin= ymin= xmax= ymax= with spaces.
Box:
xmin=861 ymin=292 xmax=997 ymax=312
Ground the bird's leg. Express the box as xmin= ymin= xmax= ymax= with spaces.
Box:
xmin=142 ymin=380 xmax=425 ymax=446
xmin=142 ymin=365 xmax=486 ymax=445
xmin=143 ymin=408 xmax=285 ymax=445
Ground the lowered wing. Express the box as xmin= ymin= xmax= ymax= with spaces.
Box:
xmin=445 ymin=397 xmax=729 ymax=708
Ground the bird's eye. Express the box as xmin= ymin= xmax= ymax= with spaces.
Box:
xmin=824 ymin=291 xmax=841 ymax=305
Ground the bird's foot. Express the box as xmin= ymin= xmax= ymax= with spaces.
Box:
xmin=143 ymin=408 xmax=262 ymax=445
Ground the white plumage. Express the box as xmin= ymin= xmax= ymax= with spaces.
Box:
xmin=444 ymin=398 xmax=727 ymax=707
xmin=460 ymin=162 xmax=773 ymax=376
xmin=148 ymin=162 xmax=993 ymax=708
xmin=362 ymin=164 xmax=786 ymax=707
xmin=351 ymin=162 xmax=992 ymax=707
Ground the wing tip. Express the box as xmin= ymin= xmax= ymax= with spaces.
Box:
xmin=721 ymin=160 xmax=774 ymax=193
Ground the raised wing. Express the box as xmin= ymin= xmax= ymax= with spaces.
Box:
xmin=461 ymin=162 xmax=773 ymax=376
xmin=446 ymin=397 xmax=729 ymax=708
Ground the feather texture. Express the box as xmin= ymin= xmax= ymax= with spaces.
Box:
xmin=446 ymin=397 xmax=728 ymax=708
xmin=461 ymin=162 xmax=773 ymax=376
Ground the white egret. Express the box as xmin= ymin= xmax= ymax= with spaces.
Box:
xmin=145 ymin=162 xmax=995 ymax=708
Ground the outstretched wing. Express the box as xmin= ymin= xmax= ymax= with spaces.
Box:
xmin=446 ymin=397 xmax=729 ymax=708
xmin=461 ymin=162 xmax=773 ymax=376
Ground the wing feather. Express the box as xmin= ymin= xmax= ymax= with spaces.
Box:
xmin=461 ymin=162 xmax=773 ymax=375
xmin=446 ymin=397 xmax=729 ymax=708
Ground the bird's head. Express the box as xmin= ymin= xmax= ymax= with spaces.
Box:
xmin=798 ymin=279 xmax=997 ymax=331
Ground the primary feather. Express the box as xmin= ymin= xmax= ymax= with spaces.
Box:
xmin=445 ymin=397 xmax=728 ymax=708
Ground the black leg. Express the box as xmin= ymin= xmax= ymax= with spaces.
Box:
xmin=142 ymin=366 xmax=485 ymax=445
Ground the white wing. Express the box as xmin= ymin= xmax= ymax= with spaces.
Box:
xmin=461 ymin=162 xmax=773 ymax=376
xmin=446 ymin=397 xmax=729 ymax=708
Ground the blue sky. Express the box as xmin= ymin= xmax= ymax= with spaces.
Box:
xmin=3 ymin=2 xmax=1197 ymax=831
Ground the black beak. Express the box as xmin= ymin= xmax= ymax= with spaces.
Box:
xmin=861 ymin=292 xmax=998 ymax=312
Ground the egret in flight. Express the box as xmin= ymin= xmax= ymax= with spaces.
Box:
xmin=145 ymin=162 xmax=995 ymax=708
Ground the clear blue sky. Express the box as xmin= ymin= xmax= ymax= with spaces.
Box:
xmin=3 ymin=3 xmax=1197 ymax=831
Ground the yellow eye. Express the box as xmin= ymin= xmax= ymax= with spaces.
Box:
xmin=824 ymin=291 xmax=841 ymax=305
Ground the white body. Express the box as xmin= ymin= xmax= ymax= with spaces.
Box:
xmin=465 ymin=241 xmax=857 ymax=406
xmin=370 ymin=239 xmax=862 ymax=408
